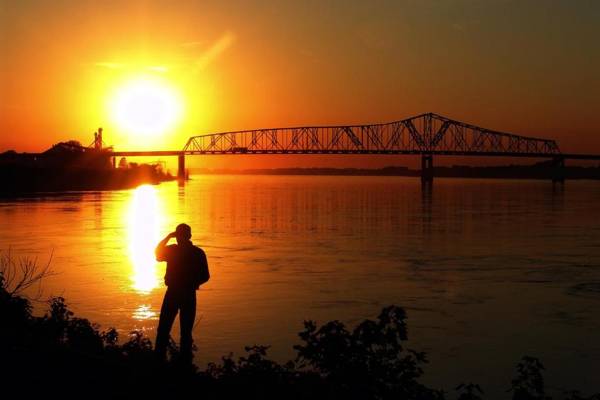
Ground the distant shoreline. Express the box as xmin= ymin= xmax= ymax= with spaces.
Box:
xmin=189 ymin=164 xmax=600 ymax=180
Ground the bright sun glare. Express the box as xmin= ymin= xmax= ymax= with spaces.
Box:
xmin=110 ymin=77 xmax=182 ymax=137
xmin=127 ymin=184 xmax=161 ymax=293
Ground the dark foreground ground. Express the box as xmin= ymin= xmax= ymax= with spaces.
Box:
xmin=1 ymin=262 xmax=599 ymax=400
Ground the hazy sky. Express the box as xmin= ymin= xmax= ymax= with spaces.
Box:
xmin=1 ymin=0 xmax=599 ymax=168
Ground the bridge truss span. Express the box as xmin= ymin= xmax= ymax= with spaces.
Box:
xmin=183 ymin=113 xmax=561 ymax=157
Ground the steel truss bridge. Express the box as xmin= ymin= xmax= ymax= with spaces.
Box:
xmin=111 ymin=113 xmax=600 ymax=182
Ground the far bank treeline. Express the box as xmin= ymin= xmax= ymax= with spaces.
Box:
xmin=0 ymin=140 xmax=174 ymax=194
xmin=192 ymin=163 xmax=600 ymax=180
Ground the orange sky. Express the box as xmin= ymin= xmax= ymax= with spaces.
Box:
xmin=1 ymin=1 xmax=599 ymax=169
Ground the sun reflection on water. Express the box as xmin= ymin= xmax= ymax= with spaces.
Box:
xmin=127 ymin=185 xmax=162 ymax=293
xmin=133 ymin=304 xmax=158 ymax=320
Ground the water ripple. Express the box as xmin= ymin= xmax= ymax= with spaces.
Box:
xmin=567 ymin=282 xmax=600 ymax=299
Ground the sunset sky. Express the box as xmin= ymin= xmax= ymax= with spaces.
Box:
xmin=1 ymin=0 xmax=599 ymax=169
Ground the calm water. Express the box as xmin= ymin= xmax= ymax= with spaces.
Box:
xmin=1 ymin=176 xmax=600 ymax=397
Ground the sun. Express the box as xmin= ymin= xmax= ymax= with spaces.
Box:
xmin=110 ymin=77 xmax=183 ymax=137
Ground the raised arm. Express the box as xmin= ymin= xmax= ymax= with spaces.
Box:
xmin=155 ymin=232 xmax=175 ymax=262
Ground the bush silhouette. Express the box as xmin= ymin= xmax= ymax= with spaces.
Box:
xmin=293 ymin=305 xmax=441 ymax=399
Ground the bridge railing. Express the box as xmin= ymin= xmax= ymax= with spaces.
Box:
xmin=183 ymin=113 xmax=561 ymax=156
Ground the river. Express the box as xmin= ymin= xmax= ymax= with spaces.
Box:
xmin=1 ymin=175 xmax=599 ymax=398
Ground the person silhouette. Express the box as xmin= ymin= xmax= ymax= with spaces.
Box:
xmin=154 ymin=223 xmax=210 ymax=363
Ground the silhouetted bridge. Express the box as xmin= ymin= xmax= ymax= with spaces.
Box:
xmin=112 ymin=113 xmax=600 ymax=183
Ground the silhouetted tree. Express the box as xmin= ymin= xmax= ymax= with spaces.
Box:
xmin=294 ymin=305 xmax=443 ymax=400
xmin=0 ymin=249 xmax=53 ymax=299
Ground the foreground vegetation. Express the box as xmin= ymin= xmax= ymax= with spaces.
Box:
xmin=1 ymin=253 xmax=598 ymax=400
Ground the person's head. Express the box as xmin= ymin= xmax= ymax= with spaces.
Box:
xmin=175 ymin=223 xmax=192 ymax=245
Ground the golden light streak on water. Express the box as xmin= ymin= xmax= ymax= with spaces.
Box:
xmin=127 ymin=185 xmax=162 ymax=293
xmin=133 ymin=304 xmax=158 ymax=320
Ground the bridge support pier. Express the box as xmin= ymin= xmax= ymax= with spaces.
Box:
xmin=178 ymin=154 xmax=186 ymax=181
xmin=552 ymin=157 xmax=565 ymax=184
xmin=421 ymin=154 xmax=434 ymax=184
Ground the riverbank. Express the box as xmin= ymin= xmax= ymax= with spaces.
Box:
xmin=1 ymin=280 xmax=597 ymax=400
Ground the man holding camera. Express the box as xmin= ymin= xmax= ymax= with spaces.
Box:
xmin=154 ymin=223 xmax=210 ymax=363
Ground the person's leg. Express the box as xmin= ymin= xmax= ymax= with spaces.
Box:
xmin=179 ymin=290 xmax=197 ymax=363
xmin=155 ymin=289 xmax=179 ymax=360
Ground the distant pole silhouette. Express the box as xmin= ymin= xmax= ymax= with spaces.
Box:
xmin=421 ymin=154 xmax=434 ymax=183
xmin=177 ymin=154 xmax=186 ymax=181
xmin=552 ymin=156 xmax=565 ymax=184
xmin=154 ymin=224 xmax=210 ymax=363
xmin=94 ymin=128 xmax=103 ymax=150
